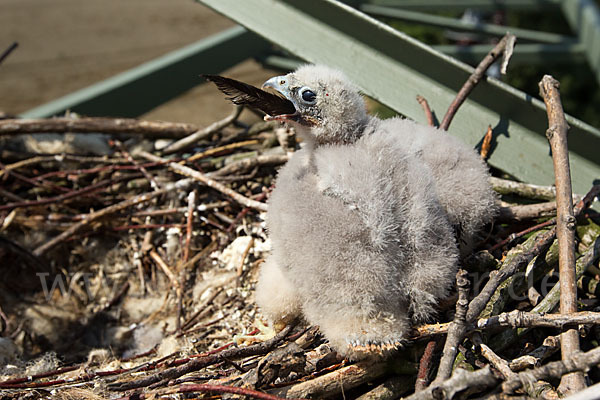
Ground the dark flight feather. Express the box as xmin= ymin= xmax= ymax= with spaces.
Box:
xmin=202 ymin=74 xmax=296 ymax=116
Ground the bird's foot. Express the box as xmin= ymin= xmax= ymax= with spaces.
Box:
xmin=345 ymin=337 xmax=403 ymax=357
xmin=233 ymin=319 xmax=278 ymax=345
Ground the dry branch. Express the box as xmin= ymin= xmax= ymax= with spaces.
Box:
xmin=32 ymin=179 xmax=193 ymax=256
xmin=0 ymin=117 xmax=198 ymax=138
xmin=434 ymin=270 xmax=470 ymax=383
xmin=440 ymin=33 xmax=516 ymax=131
xmin=138 ymin=151 xmax=268 ymax=212
xmin=416 ymin=95 xmax=435 ymax=127
xmin=539 ymin=74 xmax=585 ymax=393
xmin=162 ymin=105 xmax=242 ymax=154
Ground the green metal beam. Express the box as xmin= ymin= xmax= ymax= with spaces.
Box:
xmin=21 ymin=26 xmax=271 ymax=118
xmin=352 ymin=0 xmax=561 ymax=12
xmin=261 ymin=41 xmax=587 ymax=73
xmin=435 ymin=42 xmax=586 ymax=65
xmin=199 ymin=0 xmax=600 ymax=197
xmin=562 ymin=0 xmax=600 ymax=85
xmin=361 ymin=4 xmax=576 ymax=44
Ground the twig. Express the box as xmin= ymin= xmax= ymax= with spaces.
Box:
xmin=490 ymin=176 xmax=562 ymax=201
xmin=0 ymin=42 xmax=18 ymax=66
xmin=433 ymin=269 xmax=470 ymax=383
xmin=406 ymin=366 xmax=498 ymax=400
xmin=497 ymin=201 xmax=557 ymax=221
xmin=509 ymin=335 xmax=560 ymax=372
xmin=271 ymin=359 xmax=389 ymax=399
xmin=355 ymin=376 xmax=414 ymax=400
xmin=502 ymin=346 xmax=600 ymax=394
xmin=479 ymin=343 xmax=514 ymax=379
xmin=440 ymin=33 xmax=516 ymax=131
xmin=489 ymin=219 xmax=555 ymax=252
xmin=0 ymin=117 xmax=198 ymax=138
xmin=115 ymin=140 xmax=162 ymax=190
xmin=183 ymin=190 xmax=196 ymax=263
xmin=480 ymin=125 xmax=493 ymax=160
xmin=209 ymin=154 xmax=289 ymax=177
xmin=415 ymin=340 xmax=438 ymax=391
xmin=477 ymin=310 xmax=600 ymax=330
xmin=184 ymin=139 xmax=259 ymax=163
xmin=416 ymin=95 xmax=435 ymax=127
xmin=108 ymin=324 xmax=293 ymax=391
xmin=539 ymin=74 xmax=585 ymax=394
xmin=138 ymin=151 xmax=267 ymax=212
xmin=118 ymin=383 xmax=298 ymax=400
xmin=33 ymin=179 xmax=192 ymax=256
xmin=162 ymin=105 xmax=242 ymax=154
xmin=466 ymin=227 xmax=556 ymax=322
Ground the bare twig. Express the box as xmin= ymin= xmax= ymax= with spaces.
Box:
xmin=480 ymin=125 xmax=493 ymax=160
xmin=209 ymin=154 xmax=289 ymax=177
xmin=539 ymin=74 xmax=585 ymax=394
xmin=490 ymin=176 xmax=565 ymax=201
xmin=440 ymin=33 xmax=516 ymax=131
xmin=480 ymin=343 xmax=514 ymax=379
xmin=434 ymin=269 xmax=470 ymax=383
xmin=33 ymin=179 xmax=192 ymax=256
xmin=108 ymin=324 xmax=293 ymax=391
xmin=162 ymin=105 xmax=242 ymax=154
xmin=415 ymin=340 xmax=438 ymax=391
xmin=498 ymin=201 xmax=557 ymax=221
xmin=416 ymin=95 xmax=435 ymax=127
xmin=139 ymin=151 xmax=267 ymax=212
xmin=0 ymin=42 xmax=18 ymax=66
xmin=0 ymin=117 xmax=198 ymax=138
xmin=466 ymin=227 xmax=556 ymax=322
xmin=271 ymin=359 xmax=388 ymax=399
xmin=184 ymin=139 xmax=259 ymax=163
xmin=477 ymin=311 xmax=600 ymax=330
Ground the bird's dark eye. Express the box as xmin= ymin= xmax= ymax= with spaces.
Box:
xmin=300 ymin=88 xmax=317 ymax=104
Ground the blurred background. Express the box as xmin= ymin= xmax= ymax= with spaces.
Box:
xmin=1 ymin=0 xmax=599 ymax=128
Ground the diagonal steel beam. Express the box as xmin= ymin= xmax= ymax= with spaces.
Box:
xmin=353 ymin=0 xmax=561 ymax=12
xmin=21 ymin=26 xmax=271 ymax=118
xmin=361 ymin=4 xmax=576 ymax=44
xmin=562 ymin=0 xmax=600 ymax=85
xmin=198 ymin=0 xmax=600 ymax=197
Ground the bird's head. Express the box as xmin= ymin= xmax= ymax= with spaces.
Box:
xmin=262 ymin=65 xmax=369 ymax=146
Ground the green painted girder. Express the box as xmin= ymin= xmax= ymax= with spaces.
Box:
xmin=261 ymin=40 xmax=586 ymax=73
xmin=21 ymin=26 xmax=271 ymax=118
xmin=351 ymin=0 xmax=561 ymax=12
xmin=436 ymin=42 xmax=586 ymax=65
xmin=361 ymin=4 xmax=576 ymax=44
xmin=199 ymin=0 xmax=600 ymax=196
xmin=562 ymin=0 xmax=600 ymax=85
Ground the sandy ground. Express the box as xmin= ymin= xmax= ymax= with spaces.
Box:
xmin=0 ymin=0 xmax=277 ymax=126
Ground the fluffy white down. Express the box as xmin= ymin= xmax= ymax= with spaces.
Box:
xmin=255 ymin=65 xmax=497 ymax=358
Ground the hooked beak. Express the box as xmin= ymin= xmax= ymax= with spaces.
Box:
xmin=262 ymin=76 xmax=300 ymax=123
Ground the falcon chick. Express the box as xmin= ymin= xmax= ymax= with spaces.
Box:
xmin=253 ymin=65 xmax=496 ymax=358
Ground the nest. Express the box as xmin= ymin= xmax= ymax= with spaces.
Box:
xmin=1 ymin=67 xmax=600 ymax=399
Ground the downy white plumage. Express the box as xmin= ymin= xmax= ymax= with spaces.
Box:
xmin=256 ymin=65 xmax=497 ymax=358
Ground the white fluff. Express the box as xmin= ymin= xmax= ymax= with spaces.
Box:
xmin=256 ymin=65 xmax=497 ymax=358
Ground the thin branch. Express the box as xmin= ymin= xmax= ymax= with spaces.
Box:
xmin=0 ymin=42 xmax=18 ymax=66
xmin=497 ymin=201 xmax=557 ymax=221
xmin=433 ymin=269 xmax=470 ymax=383
xmin=539 ymin=74 xmax=585 ymax=393
xmin=108 ymin=324 xmax=293 ymax=391
xmin=33 ymin=179 xmax=192 ymax=256
xmin=440 ymin=33 xmax=516 ymax=131
xmin=466 ymin=227 xmax=556 ymax=322
xmin=416 ymin=95 xmax=436 ymax=127
xmin=415 ymin=340 xmax=438 ymax=391
xmin=138 ymin=151 xmax=267 ymax=212
xmin=0 ymin=117 xmax=198 ymax=138
xmin=162 ymin=105 xmax=242 ymax=154
xmin=480 ymin=125 xmax=493 ymax=160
